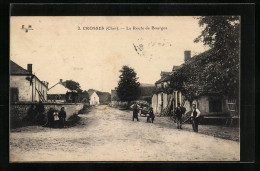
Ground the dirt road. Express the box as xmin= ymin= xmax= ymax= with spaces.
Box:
xmin=10 ymin=105 xmax=240 ymax=161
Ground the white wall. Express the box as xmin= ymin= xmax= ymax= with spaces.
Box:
xmin=10 ymin=75 xmax=48 ymax=102
xmin=163 ymin=93 xmax=168 ymax=109
xmin=10 ymin=75 xmax=32 ymax=102
xmin=157 ymin=93 xmax=162 ymax=113
xmin=90 ymin=92 xmax=100 ymax=105
xmin=152 ymin=94 xmax=158 ymax=114
xmin=33 ymin=77 xmax=48 ymax=102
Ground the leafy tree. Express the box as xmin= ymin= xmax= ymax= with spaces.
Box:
xmin=170 ymin=16 xmax=240 ymax=104
xmin=194 ymin=16 xmax=240 ymax=99
xmin=65 ymin=80 xmax=82 ymax=93
xmin=194 ymin=16 xmax=240 ymax=50
xmin=116 ymin=65 xmax=140 ymax=104
xmin=78 ymin=90 xmax=90 ymax=103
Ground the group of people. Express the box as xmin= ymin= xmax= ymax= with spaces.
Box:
xmin=173 ymin=103 xmax=200 ymax=132
xmin=131 ymin=103 xmax=155 ymax=123
xmin=46 ymin=107 xmax=67 ymax=128
xmin=131 ymin=102 xmax=201 ymax=132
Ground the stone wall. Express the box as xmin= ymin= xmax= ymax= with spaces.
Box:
xmin=10 ymin=102 xmax=84 ymax=128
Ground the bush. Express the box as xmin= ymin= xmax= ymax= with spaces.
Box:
xmin=67 ymin=113 xmax=81 ymax=127
xmin=35 ymin=113 xmax=47 ymax=125
xmin=24 ymin=103 xmax=46 ymax=126
xmin=78 ymin=104 xmax=90 ymax=114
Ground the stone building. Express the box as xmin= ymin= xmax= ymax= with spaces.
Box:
xmin=10 ymin=60 xmax=48 ymax=102
xmin=152 ymin=50 xmax=238 ymax=117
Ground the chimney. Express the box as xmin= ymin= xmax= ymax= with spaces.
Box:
xmin=184 ymin=50 xmax=191 ymax=63
xmin=27 ymin=64 xmax=32 ymax=73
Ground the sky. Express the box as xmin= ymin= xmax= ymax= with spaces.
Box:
xmin=10 ymin=16 xmax=209 ymax=93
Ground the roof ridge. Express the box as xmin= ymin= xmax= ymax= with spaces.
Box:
xmin=10 ymin=60 xmax=31 ymax=75
xmin=48 ymin=82 xmax=64 ymax=90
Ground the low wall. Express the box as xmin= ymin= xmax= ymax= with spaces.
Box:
xmin=10 ymin=102 xmax=84 ymax=128
xmin=109 ymin=101 xmax=128 ymax=108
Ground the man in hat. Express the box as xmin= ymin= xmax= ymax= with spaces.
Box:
xmin=58 ymin=107 xmax=67 ymax=128
xmin=131 ymin=102 xmax=140 ymax=121
xmin=147 ymin=107 xmax=155 ymax=123
xmin=174 ymin=102 xmax=185 ymax=129
xmin=191 ymin=104 xmax=201 ymax=132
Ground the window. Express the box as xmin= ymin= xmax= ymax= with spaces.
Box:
xmin=227 ymin=99 xmax=237 ymax=112
xmin=10 ymin=88 xmax=19 ymax=102
xmin=209 ymin=97 xmax=222 ymax=113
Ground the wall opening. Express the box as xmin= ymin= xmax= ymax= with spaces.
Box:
xmin=10 ymin=88 xmax=19 ymax=102
xmin=209 ymin=97 xmax=222 ymax=113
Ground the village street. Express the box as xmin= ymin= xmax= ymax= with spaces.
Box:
xmin=10 ymin=105 xmax=240 ymax=162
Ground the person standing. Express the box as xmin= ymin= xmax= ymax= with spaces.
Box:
xmin=147 ymin=107 xmax=155 ymax=123
xmin=191 ymin=104 xmax=201 ymax=132
xmin=58 ymin=107 xmax=67 ymax=128
xmin=53 ymin=111 xmax=59 ymax=127
xmin=45 ymin=108 xmax=55 ymax=127
xmin=174 ymin=103 xmax=183 ymax=129
xmin=131 ymin=103 xmax=139 ymax=121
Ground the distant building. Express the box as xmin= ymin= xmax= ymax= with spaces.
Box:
xmin=88 ymin=90 xmax=100 ymax=105
xmin=10 ymin=60 xmax=48 ymax=102
xmin=47 ymin=79 xmax=76 ymax=102
xmin=96 ymin=92 xmax=111 ymax=105
xmin=111 ymin=90 xmax=119 ymax=102
xmin=110 ymin=83 xmax=155 ymax=104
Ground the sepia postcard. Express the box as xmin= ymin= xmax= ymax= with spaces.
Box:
xmin=10 ymin=15 xmax=241 ymax=162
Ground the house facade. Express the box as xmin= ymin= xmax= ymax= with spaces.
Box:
xmin=88 ymin=91 xmax=100 ymax=105
xmin=10 ymin=60 xmax=48 ymax=102
xmin=152 ymin=50 xmax=238 ymax=117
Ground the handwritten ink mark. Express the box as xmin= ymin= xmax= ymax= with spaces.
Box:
xmin=21 ymin=25 xmax=34 ymax=33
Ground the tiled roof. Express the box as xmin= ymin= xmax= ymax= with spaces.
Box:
xmin=48 ymin=81 xmax=66 ymax=90
xmin=88 ymin=90 xmax=97 ymax=97
xmin=10 ymin=60 xmax=48 ymax=88
xmin=48 ymin=83 xmax=74 ymax=94
xmin=172 ymin=65 xmax=181 ymax=71
xmin=139 ymin=84 xmax=155 ymax=97
xmin=155 ymin=72 xmax=173 ymax=84
xmin=10 ymin=60 xmax=31 ymax=75
xmin=155 ymin=49 xmax=213 ymax=85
